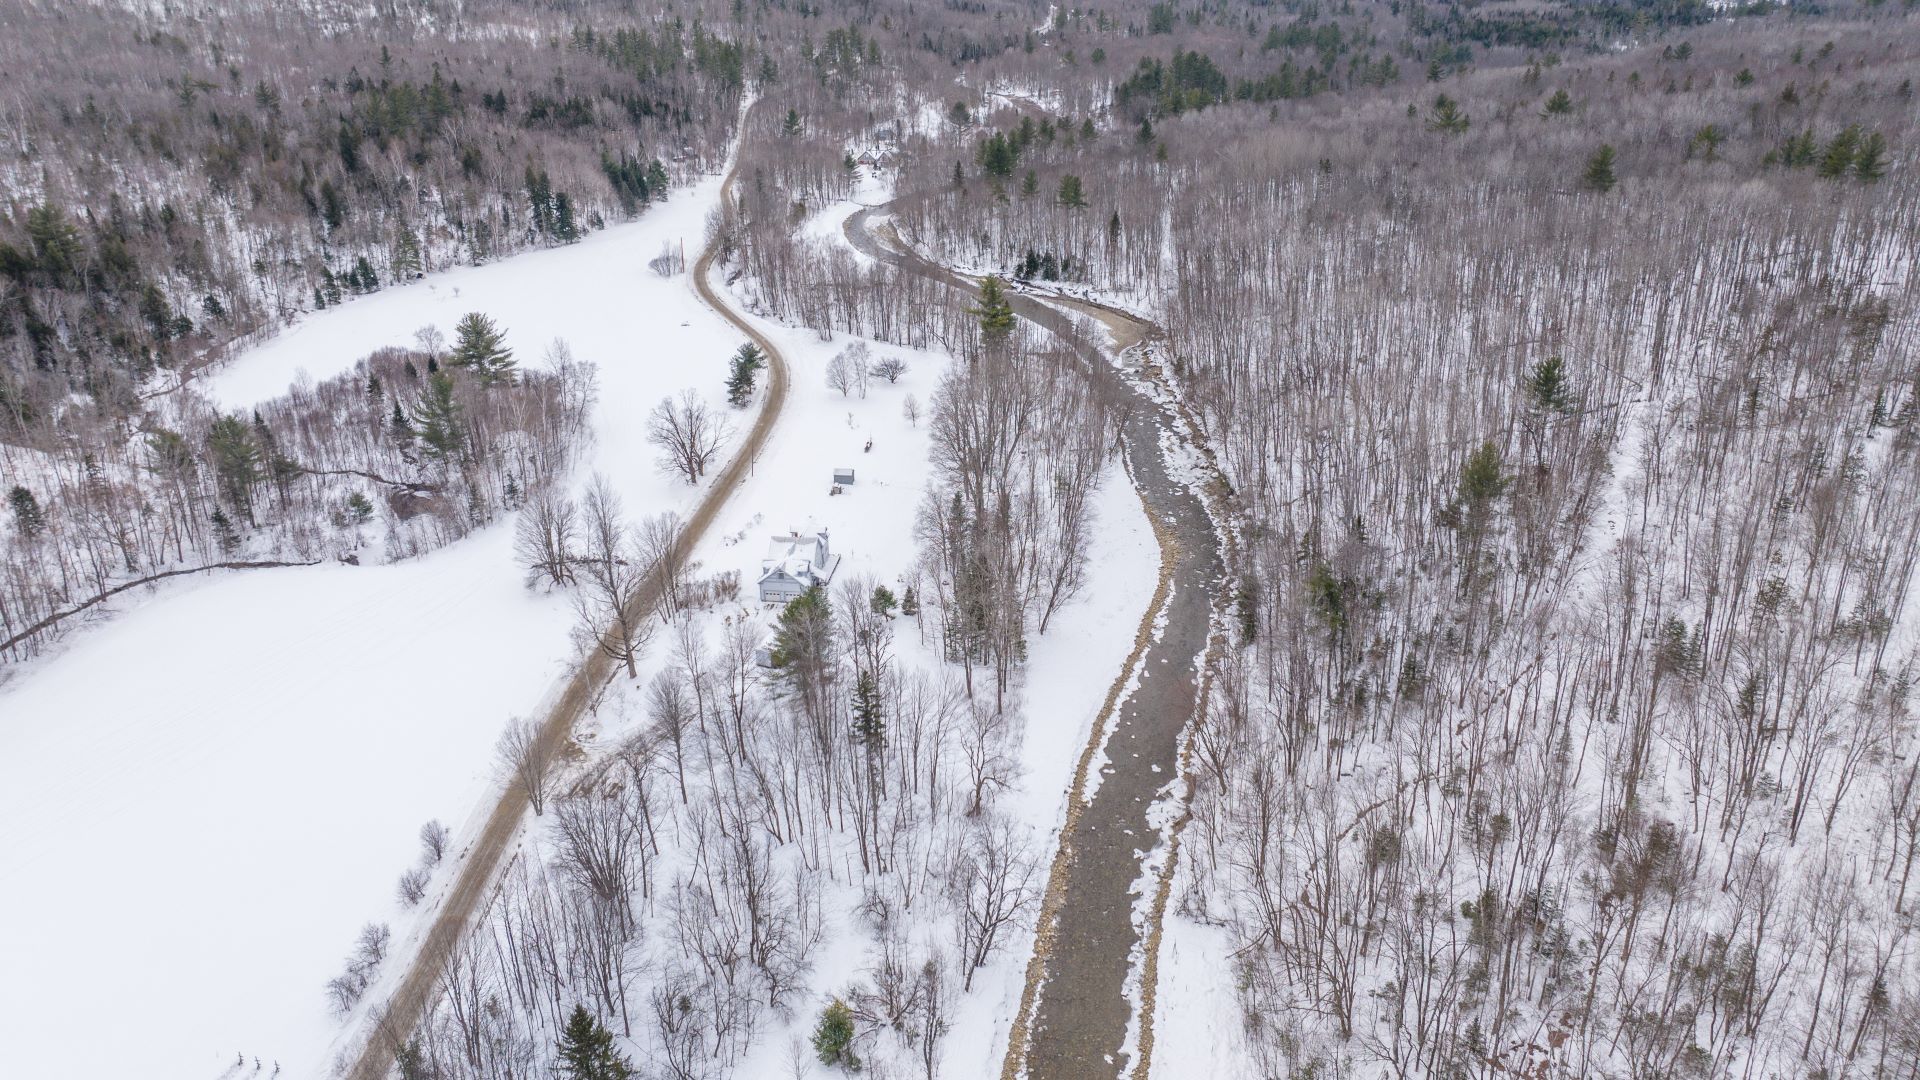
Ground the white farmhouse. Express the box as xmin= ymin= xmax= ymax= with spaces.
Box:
xmin=757 ymin=528 xmax=841 ymax=603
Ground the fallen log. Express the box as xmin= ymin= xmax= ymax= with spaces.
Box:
xmin=1 ymin=559 xmax=323 ymax=656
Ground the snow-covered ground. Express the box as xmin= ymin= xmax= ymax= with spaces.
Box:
xmin=0 ymin=176 xmax=740 ymax=1080
xmin=683 ymin=313 xmax=1158 ymax=1078
xmin=0 ymin=159 xmax=1159 ymax=1080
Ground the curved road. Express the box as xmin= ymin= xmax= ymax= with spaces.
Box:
xmin=341 ymin=128 xmax=788 ymax=1080
xmin=844 ymin=208 xmax=1224 ymax=1080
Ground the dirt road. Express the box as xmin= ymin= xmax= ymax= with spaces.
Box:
xmin=341 ymin=133 xmax=787 ymax=1080
xmin=843 ymin=208 xmax=1224 ymax=1080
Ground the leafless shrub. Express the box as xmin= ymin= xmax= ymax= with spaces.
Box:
xmin=398 ymin=866 xmax=431 ymax=907
xmin=650 ymin=242 xmax=686 ymax=277
xmin=324 ymin=922 xmax=392 ymax=1015
xmin=419 ymin=819 xmax=450 ymax=864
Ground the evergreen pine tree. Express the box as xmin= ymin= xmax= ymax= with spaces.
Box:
xmin=553 ymin=192 xmax=579 ymax=242
xmin=1779 ymin=128 xmax=1819 ymax=168
xmin=1817 ymin=125 xmax=1863 ymax=179
xmin=206 ymin=414 xmax=262 ymax=520
xmin=972 ymin=276 xmax=1016 ymax=342
xmin=526 ymin=166 xmax=555 ymax=237
xmin=1582 ymin=144 xmax=1618 ymax=193
xmin=8 ymin=485 xmax=48 ymax=540
xmin=1057 ymin=174 xmax=1088 ymax=208
xmin=413 ymin=371 xmax=465 ymax=464
xmin=1426 ymin=95 xmax=1470 ymax=134
xmin=851 ymin=669 xmax=884 ymax=750
xmin=870 ymin=585 xmax=897 ymax=616
xmin=726 ymin=342 xmax=765 ymax=407
xmin=901 ymin=585 xmax=919 ymax=616
xmin=393 ymin=228 xmax=422 ymax=279
xmin=1525 ymin=356 xmax=1576 ymax=414
xmin=811 ymin=998 xmax=860 ymax=1071
xmin=555 ymin=1005 xmax=635 ymax=1080
xmin=1454 ymin=441 xmax=1508 ymax=542
xmin=210 ymin=506 xmax=241 ymax=553
xmin=450 ymin=312 xmax=516 ymax=386
xmin=1853 ymin=132 xmax=1888 ymax=183
xmin=1541 ymin=89 xmax=1573 ymax=116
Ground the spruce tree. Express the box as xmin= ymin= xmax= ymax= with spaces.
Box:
xmin=450 ymin=312 xmax=516 ymax=386
xmin=972 ymin=276 xmax=1016 ymax=342
xmin=1057 ymin=174 xmax=1088 ymax=209
xmin=210 ymin=507 xmax=241 ymax=553
xmin=1525 ymin=356 xmax=1576 ymax=414
xmin=901 ymin=585 xmax=919 ymax=616
xmin=555 ymin=1005 xmax=634 ymax=1080
xmin=1581 ymin=144 xmax=1618 ymax=193
xmin=8 ymin=485 xmax=48 ymax=540
xmin=726 ymin=342 xmax=765 ymax=407
xmin=1540 ymin=89 xmax=1573 ymax=117
xmin=812 ymin=998 xmax=860 ymax=1070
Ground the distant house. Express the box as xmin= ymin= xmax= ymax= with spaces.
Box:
xmin=855 ymin=150 xmax=880 ymax=168
xmin=757 ymin=528 xmax=842 ymax=603
xmin=833 ymin=467 xmax=856 ymax=485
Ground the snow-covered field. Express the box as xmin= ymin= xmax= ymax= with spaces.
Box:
xmin=0 ymin=154 xmax=1160 ymax=1080
xmin=0 ymin=176 xmax=741 ymax=1080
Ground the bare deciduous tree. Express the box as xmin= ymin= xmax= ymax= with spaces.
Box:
xmin=514 ymin=487 xmax=577 ymax=589
xmin=419 ymin=819 xmax=450 ymax=864
xmin=570 ymin=474 xmax=652 ymax=679
xmin=496 ymin=717 xmax=557 ymax=816
xmin=949 ymin=816 xmax=1038 ymax=991
xmin=647 ymin=391 xmax=730 ymax=484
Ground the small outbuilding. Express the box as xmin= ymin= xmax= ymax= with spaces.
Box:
xmin=833 ymin=467 xmax=856 ymax=485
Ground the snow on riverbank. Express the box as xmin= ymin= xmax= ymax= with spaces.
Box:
xmin=0 ymin=176 xmax=740 ymax=1080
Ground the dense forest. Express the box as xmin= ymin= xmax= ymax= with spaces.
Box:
xmin=880 ymin=3 xmax=1920 ymax=1077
